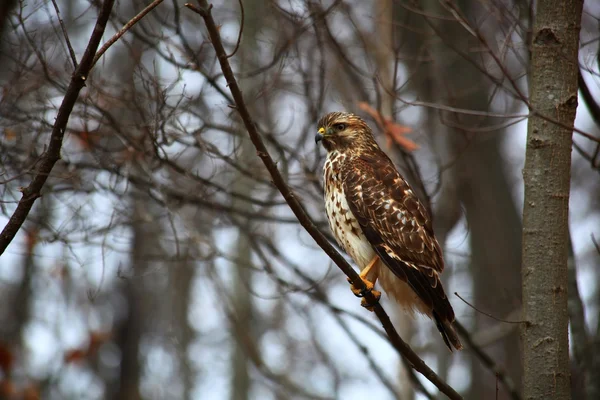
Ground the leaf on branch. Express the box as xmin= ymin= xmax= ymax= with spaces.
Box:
xmin=3 ymin=128 xmax=16 ymax=141
xmin=22 ymin=384 xmax=40 ymax=400
xmin=0 ymin=343 xmax=13 ymax=373
xmin=64 ymin=349 xmax=87 ymax=364
xmin=88 ymin=331 xmax=111 ymax=352
xmin=358 ymin=102 xmax=418 ymax=151
xmin=50 ymin=263 xmax=69 ymax=280
xmin=64 ymin=331 xmax=110 ymax=364
xmin=24 ymin=228 xmax=39 ymax=254
xmin=72 ymin=130 xmax=99 ymax=151
xmin=0 ymin=380 xmax=16 ymax=397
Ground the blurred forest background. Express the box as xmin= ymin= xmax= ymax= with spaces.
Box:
xmin=0 ymin=0 xmax=598 ymax=399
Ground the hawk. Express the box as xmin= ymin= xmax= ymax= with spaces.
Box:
xmin=316 ymin=111 xmax=462 ymax=351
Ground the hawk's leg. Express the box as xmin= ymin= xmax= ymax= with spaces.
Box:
xmin=348 ymin=256 xmax=381 ymax=311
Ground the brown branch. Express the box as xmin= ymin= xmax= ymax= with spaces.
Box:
xmin=51 ymin=0 xmax=78 ymax=69
xmin=186 ymin=2 xmax=462 ymax=399
xmin=578 ymin=71 xmax=600 ymax=129
xmin=454 ymin=292 xmax=526 ymax=324
xmin=0 ymin=0 xmax=117 ymax=256
xmin=226 ymin=0 xmax=244 ymax=58
xmin=567 ymin=234 xmax=591 ymax=399
xmin=92 ymin=0 xmax=164 ymax=68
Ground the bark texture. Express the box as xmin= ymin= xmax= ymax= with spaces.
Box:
xmin=521 ymin=2 xmax=583 ymax=399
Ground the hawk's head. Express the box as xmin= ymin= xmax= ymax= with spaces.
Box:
xmin=315 ymin=112 xmax=376 ymax=152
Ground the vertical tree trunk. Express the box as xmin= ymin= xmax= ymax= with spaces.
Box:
xmin=0 ymin=0 xmax=16 ymax=45
xmin=521 ymin=2 xmax=583 ymax=399
xmin=170 ymin=249 xmax=195 ymax=400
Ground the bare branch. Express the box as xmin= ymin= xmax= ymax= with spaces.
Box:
xmin=0 ymin=0 xmax=117 ymax=256
xmin=454 ymin=292 xmax=526 ymax=324
xmin=92 ymin=0 xmax=165 ymax=68
xmin=50 ymin=0 xmax=78 ymax=69
xmin=226 ymin=0 xmax=244 ymax=59
xmin=186 ymin=2 xmax=462 ymax=399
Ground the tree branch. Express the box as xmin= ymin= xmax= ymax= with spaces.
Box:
xmin=186 ymin=2 xmax=462 ymax=399
xmin=92 ymin=0 xmax=164 ymax=68
xmin=0 ymin=0 xmax=116 ymax=256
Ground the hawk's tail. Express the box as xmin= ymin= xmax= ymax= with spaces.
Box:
xmin=433 ymin=311 xmax=463 ymax=352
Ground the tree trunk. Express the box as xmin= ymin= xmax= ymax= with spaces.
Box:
xmin=521 ymin=2 xmax=583 ymax=399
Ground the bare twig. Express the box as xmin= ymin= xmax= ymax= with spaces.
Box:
xmin=186 ymin=2 xmax=462 ymax=399
xmin=496 ymin=373 xmax=500 ymax=400
xmin=593 ymin=234 xmax=600 ymax=255
xmin=567 ymin=234 xmax=590 ymax=399
xmin=92 ymin=0 xmax=164 ymax=68
xmin=396 ymin=98 xmax=529 ymax=119
xmin=455 ymin=292 xmax=526 ymax=324
xmin=0 ymin=0 xmax=117 ymax=256
xmin=227 ymin=0 xmax=244 ymax=58
xmin=51 ymin=0 xmax=78 ymax=69
xmin=579 ymin=71 xmax=600 ymax=129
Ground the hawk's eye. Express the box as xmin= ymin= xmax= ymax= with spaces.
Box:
xmin=333 ymin=123 xmax=346 ymax=131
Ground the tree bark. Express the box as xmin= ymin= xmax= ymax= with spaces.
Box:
xmin=521 ymin=2 xmax=583 ymax=399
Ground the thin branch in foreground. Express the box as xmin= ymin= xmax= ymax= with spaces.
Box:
xmin=0 ymin=0 xmax=117 ymax=256
xmin=92 ymin=0 xmax=165 ymax=68
xmin=454 ymin=292 xmax=526 ymax=324
xmin=51 ymin=0 xmax=78 ymax=69
xmin=186 ymin=2 xmax=462 ymax=399
xmin=226 ymin=0 xmax=244 ymax=59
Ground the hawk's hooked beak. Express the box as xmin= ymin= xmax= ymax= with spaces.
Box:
xmin=315 ymin=127 xmax=325 ymax=144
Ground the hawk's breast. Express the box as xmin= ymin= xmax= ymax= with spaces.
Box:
xmin=323 ymin=153 xmax=375 ymax=270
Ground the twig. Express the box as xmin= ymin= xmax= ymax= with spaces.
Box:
xmin=0 ymin=0 xmax=117 ymax=256
xmin=51 ymin=0 xmax=78 ymax=69
xmin=186 ymin=2 xmax=462 ymax=399
xmin=579 ymin=71 xmax=600 ymax=130
xmin=454 ymin=292 xmax=526 ymax=324
xmin=592 ymin=233 xmax=600 ymax=255
xmin=567 ymin=234 xmax=590 ymax=397
xmin=227 ymin=0 xmax=244 ymax=58
xmin=396 ymin=97 xmax=529 ymax=119
xmin=496 ymin=373 xmax=500 ymax=400
xmin=92 ymin=0 xmax=164 ymax=68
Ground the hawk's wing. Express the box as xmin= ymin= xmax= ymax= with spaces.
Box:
xmin=342 ymin=151 xmax=454 ymax=320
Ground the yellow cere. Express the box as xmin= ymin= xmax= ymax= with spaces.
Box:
xmin=318 ymin=127 xmax=325 ymax=134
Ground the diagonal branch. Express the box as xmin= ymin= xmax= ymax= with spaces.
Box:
xmin=186 ymin=2 xmax=462 ymax=399
xmin=92 ymin=0 xmax=164 ymax=68
xmin=0 ymin=0 xmax=116 ymax=256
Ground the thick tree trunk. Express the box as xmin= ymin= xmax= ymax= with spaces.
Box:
xmin=521 ymin=2 xmax=583 ymax=399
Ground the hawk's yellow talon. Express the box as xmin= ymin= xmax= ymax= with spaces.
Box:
xmin=361 ymin=291 xmax=381 ymax=312
xmin=348 ymin=277 xmax=377 ymax=298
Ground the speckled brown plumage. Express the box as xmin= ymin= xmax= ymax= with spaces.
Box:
xmin=317 ymin=111 xmax=462 ymax=351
